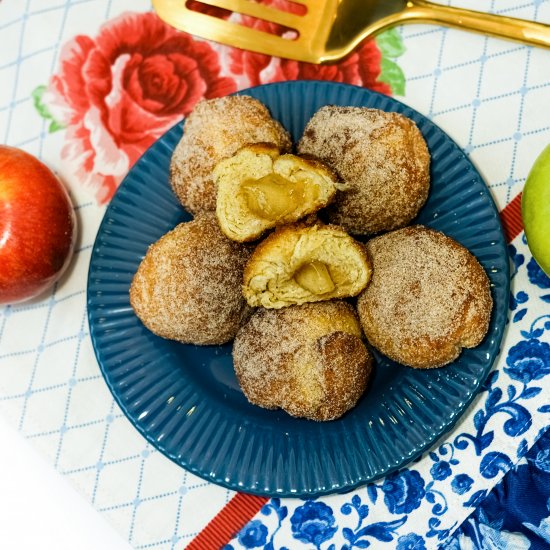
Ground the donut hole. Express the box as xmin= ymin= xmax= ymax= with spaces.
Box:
xmin=170 ymin=96 xmax=291 ymax=215
xmin=215 ymin=144 xmax=339 ymax=242
xmin=233 ymin=302 xmax=373 ymax=421
xmin=243 ymin=223 xmax=372 ymax=308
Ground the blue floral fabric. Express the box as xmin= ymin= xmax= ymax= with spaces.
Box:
xmin=237 ymin=520 xmax=269 ymax=548
xmin=228 ymin=435 xmax=550 ymax=550
xmin=228 ymin=429 xmax=550 ymax=550
xmin=444 ymin=427 xmax=550 ymax=550
xmin=290 ymin=501 xmax=338 ymax=547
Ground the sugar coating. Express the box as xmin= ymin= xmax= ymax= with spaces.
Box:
xmin=233 ymin=301 xmax=372 ymax=421
xmin=357 ymin=225 xmax=493 ymax=369
xmin=298 ymin=106 xmax=430 ymax=235
xmin=129 ymin=213 xmax=252 ymax=345
xmin=170 ymin=95 xmax=291 ymax=215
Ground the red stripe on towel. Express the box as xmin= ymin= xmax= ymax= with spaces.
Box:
xmin=500 ymin=192 xmax=523 ymax=243
xmin=186 ymin=493 xmax=268 ymax=550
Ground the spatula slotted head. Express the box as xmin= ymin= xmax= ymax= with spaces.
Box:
xmin=154 ymin=0 xmax=550 ymax=63
xmin=152 ymin=0 xmax=341 ymax=63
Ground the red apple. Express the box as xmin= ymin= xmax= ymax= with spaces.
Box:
xmin=0 ymin=146 xmax=76 ymax=304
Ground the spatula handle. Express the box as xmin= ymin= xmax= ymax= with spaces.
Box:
xmin=409 ymin=1 xmax=550 ymax=48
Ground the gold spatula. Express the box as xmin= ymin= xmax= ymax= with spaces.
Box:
xmin=153 ymin=0 xmax=550 ymax=64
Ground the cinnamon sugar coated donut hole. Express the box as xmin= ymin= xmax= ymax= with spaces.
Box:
xmin=298 ymin=106 xmax=430 ymax=235
xmin=170 ymin=96 xmax=291 ymax=215
xmin=129 ymin=214 xmax=252 ymax=345
xmin=357 ymin=226 xmax=493 ymax=369
xmin=233 ymin=301 xmax=373 ymax=421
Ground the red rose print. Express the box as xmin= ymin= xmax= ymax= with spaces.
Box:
xmin=46 ymin=12 xmax=236 ymax=204
xmin=278 ymin=40 xmax=390 ymax=95
xmin=228 ymin=0 xmax=298 ymax=86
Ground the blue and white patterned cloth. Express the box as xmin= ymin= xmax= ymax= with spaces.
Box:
xmin=446 ymin=427 xmax=550 ymax=550
xmin=228 ymin=426 xmax=550 ymax=550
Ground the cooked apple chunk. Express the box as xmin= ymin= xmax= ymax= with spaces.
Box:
xmin=215 ymin=143 xmax=340 ymax=242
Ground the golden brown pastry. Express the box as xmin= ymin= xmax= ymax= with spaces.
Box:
xmin=243 ymin=222 xmax=372 ymax=309
xmin=233 ymin=301 xmax=372 ymax=421
xmin=215 ymin=143 xmax=340 ymax=242
xmin=170 ymin=96 xmax=291 ymax=215
xmin=357 ymin=225 xmax=493 ymax=369
xmin=298 ymin=106 xmax=430 ymax=235
xmin=130 ymin=213 xmax=251 ymax=345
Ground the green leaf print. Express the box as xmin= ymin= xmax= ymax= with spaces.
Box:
xmin=379 ymin=58 xmax=406 ymax=96
xmin=376 ymin=28 xmax=406 ymax=59
xmin=376 ymin=29 xmax=406 ymax=96
xmin=32 ymin=85 xmax=65 ymax=133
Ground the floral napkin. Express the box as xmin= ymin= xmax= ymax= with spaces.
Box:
xmin=0 ymin=0 xmax=549 ymax=549
xmin=446 ymin=428 xmax=550 ymax=549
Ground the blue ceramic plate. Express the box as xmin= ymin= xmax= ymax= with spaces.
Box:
xmin=88 ymin=81 xmax=509 ymax=497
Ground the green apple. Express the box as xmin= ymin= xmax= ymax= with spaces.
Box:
xmin=522 ymin=144 xmax=550 ymax=276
